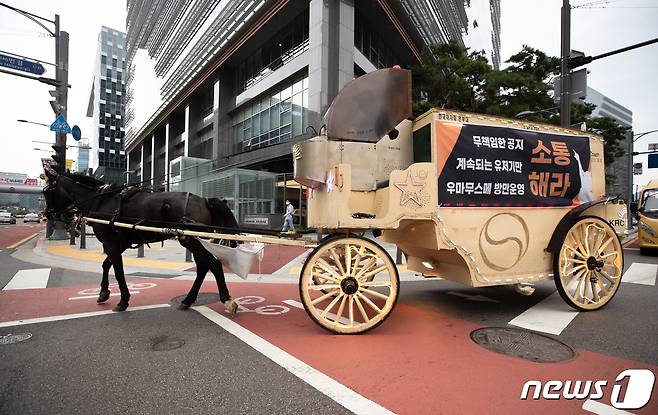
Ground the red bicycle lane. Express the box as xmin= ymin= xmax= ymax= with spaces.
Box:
xmin=1 ymin=278 xmax=656 ymax=414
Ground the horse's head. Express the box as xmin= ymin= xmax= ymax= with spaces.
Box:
xmin=43 ymin=168 xmax=76 ymax=223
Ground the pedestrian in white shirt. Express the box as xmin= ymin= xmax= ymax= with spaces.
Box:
xmin=282 ymin=200 xmax=295 ymax=233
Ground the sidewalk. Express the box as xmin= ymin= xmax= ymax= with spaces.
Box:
xmin=31 ymin=228 xmax=421 ymax=282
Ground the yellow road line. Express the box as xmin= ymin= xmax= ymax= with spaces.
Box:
xmin=6 ymin=233 xmax=39 ymax=249
xmin=46 ymin=244 xmax=189 ymax=270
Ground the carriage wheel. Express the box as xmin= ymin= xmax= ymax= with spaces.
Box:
xmin=553 ymin=216 xmax=623 ymax=311
xmin=300 ymin=236 xmax=399 ymax=334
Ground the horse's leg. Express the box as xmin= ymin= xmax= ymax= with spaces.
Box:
xmin=205 ymin=251 xmax=237 ymax=315
xmin=181 ymin=237 xmax=237 ymax=314
xmin=97 ymin=256 xmax=112 ymax=303
xmin=177 ymin=253 xmax=209 ymax=310
xmin=106 ymin=247 xmax=130 ymax=312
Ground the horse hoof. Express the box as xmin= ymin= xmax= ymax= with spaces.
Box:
xmin=97 ymin=290 xmax=111 ymax=303
xmin=177 ymin=302 xmax=191 ymax=310
xmin=224 ymin=299 xmax=238 ymax=315
xmin=113 ymin=303 xmax=128 ymax=312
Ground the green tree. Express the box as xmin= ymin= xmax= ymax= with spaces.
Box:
xmin=412 ymin=42 xmax=629 ymax=169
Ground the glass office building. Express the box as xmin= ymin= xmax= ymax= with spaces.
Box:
xmin=123 ymin=0 xmax=501 ymax=226
xmin=86 ymin=26 xmax=127 ymax=184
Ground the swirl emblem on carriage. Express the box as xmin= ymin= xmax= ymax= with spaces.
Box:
xmin=478 ymin=213 xmax=530 ymax=271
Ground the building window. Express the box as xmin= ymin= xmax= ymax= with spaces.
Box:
xmin=354 ymin=10 xmax=399 ymax=69
xmin=236 ymin=8 xmax=309 ymax=94
xmin=101 ymin=55 xmax=106 ymax=64
xmin=232 ymin=76 xmax=309 ymax=153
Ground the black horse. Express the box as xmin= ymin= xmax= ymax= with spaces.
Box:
xmin=43 ymin=168 xmax=240 ymax=314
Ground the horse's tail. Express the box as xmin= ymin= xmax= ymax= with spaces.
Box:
xmin=207 ymin=198 xmax=239 ymax=234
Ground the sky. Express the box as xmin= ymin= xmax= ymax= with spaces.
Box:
xmin=0 ymin=0 xmax=656 ymax=190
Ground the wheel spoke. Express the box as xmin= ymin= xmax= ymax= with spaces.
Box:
xmin=316 ymin=258 xmax=342 ymax=280
xmin=321 ymin=293 xmax=344 ymax=318
xmin=335 ymin=294 xmax=347 ymax=324
xmin=599 ymin=269 xmax=618 ymax=285
xmin=596 ymin=276 xmax=608 ymax=296
xmin=308 ymin=284 xmax=340 ymax=291
xmin=360 ymin=265 xmax=388 ymax=280
xmin=354 ymin=257 xmax=377 ymax=279
xmin=329 ymin=248 xmax=346 ymax=277
xmin=591 ymin=280 xmax=600 ymax=303
xmin=345 ymin=243 xmax=352 ymax=276
xmin=566 ymin=244 xmax=587 ymax=260
xmin=597 ymin=235 xmax=614 ymax=255
xmin=359 ymin=287 xmax=389 ymax=301
xmin=311 ymin=269 xmax=341 ymax=284
xmin=354 ymin=295 xmax=370 ymax=323
xmin=357 ymin=292 xmax=382 ymax=313
xmin=362 ymin=280 xmax=392 ymax=288
xmin=349 ymin=296 xmax=354 ymax=327
xmin=311 ymin=289 xmax=340 ymax=305
xmin=565 ymin=269 xmax=587 ymax=291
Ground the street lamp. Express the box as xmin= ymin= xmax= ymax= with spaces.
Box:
xmin=513 ymin=107 xmax=559 ymax=119
xmin=17 ymin=119 xmax=50 ymax=128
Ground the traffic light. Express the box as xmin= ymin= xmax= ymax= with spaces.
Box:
xmin=51 ymin=144 xmax=66 ymax=173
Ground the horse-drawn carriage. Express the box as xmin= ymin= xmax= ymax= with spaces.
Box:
xmin=44 ymin=67 xmax=626 ymax=335
xmin=291 ymin=67 xmax=626 ymax=334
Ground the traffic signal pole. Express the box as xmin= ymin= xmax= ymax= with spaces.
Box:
xmin=49 ymin=16 xmax=70 ymax=240
xmin=560 ymin=0 xmax=571 ymax=128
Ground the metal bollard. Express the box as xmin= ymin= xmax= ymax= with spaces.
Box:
xmin=80 ymin=222 xmax=86 ymax=249
xmin=69 ymin=222 xmax=76 ymax=245
xmin=185 ymin=249 xmax=192 ymax=262
xmin=137 ymin=244 xmax=144 ymax=258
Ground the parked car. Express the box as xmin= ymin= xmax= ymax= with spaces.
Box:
xmin=23 ymin=213 xmax=41 ymax=223
xmin=0 ymin=212 xmax=17 ymax=225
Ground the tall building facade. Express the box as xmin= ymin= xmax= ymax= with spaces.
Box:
xmin=124 ymin=0 xmax=499 ymax=223
xmin=585 ymin=86 xmax=633 ymax=198
xmin=86 ymin=26 xmax=127 ymax=184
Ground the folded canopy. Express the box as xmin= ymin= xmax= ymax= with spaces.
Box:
xmin=323 ymin=67 xmax=412 ymax=142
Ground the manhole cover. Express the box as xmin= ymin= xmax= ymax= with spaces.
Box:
xmin=470 ymin=327 xmax=575 ymax=363
xmin=151 ymin=335 xmax=185 ymax=351
xmin=0 ymin=333 xmax=32 ymax=345
xmin=170 ymin=292 xmax=219 ymax=307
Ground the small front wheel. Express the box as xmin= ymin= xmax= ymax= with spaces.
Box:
xmin=553 ymin=216 xmax=623 ymax=311
xmin=299 ymin=236 xmax=399 ymax=334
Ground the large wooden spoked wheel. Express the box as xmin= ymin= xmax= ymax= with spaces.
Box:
xmin=553 ymin=216 xmax=623 ymax=311
xmin=299 ymin=236 xmax=399 ymax=334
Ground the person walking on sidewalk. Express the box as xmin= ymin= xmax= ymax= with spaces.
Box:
xmin=282 ymin=200 xmax=295 ymax=233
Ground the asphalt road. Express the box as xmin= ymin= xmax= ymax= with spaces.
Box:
xmin=1 ymin=224 xmax=657 ymax=414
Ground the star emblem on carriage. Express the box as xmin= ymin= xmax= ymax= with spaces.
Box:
xmin=394 ymin=170 xmax=424 ymax=206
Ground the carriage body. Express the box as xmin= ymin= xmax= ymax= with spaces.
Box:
xmin=295 ymin=109 xmax=626 ymax=290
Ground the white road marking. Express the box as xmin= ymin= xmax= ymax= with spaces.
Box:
xmin=0 ymin=304 xmax=171 ymax=328
xmin=508 ymin=292 xmax=580 ymax=335
xmin=282 ymin=299 xmax=304 ymax=308
xmin=68 ymin=292 xmax=141 ymax=301
xmin=621 ymin=263 xmax=657 ymax=286
xmin=3 ymin=268 xmax=50 ymax=290
xmin=194 ymin=306 xmax=394 ymax=415
xmin=582 ymin=399 xmax=634 ymax=414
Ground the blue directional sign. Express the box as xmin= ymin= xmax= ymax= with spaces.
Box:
xmin=648 ymin=154 xmax=658 ymax=169
xmin=72 ymin=125 xmax=81 ymax=141
xmin=50 ymin=115 xmax=71 ymax=134
xmin=0 ymin=53 xmax=45 ymax=75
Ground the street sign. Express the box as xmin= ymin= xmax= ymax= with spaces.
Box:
xmin=72 ymin=125 xmax=81 ymax=141
xmin=0 ymin=53 xmax=45 ymax=75
xmin=49 ymin=115 xmax=71 ymax=134
xmin=633 ymin=162 xmax=643 ymax=175
xmin=648 ymin=154 xmax=658 ymax=169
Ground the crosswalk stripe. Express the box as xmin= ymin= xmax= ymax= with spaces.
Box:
xmin=3 ymin=268 xmax=51 ymax=290
xmin=508 ymin=292 xmax=580 ymax=335
xmin=621 ymin=262 xmax=657 ymax=286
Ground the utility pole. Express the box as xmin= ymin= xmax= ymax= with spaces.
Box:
xmin=560 ymin=0 xmax=571 ymax=128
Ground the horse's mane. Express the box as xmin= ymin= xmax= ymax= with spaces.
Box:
xmin=65 ymin=173 xmax=107 ymax=188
